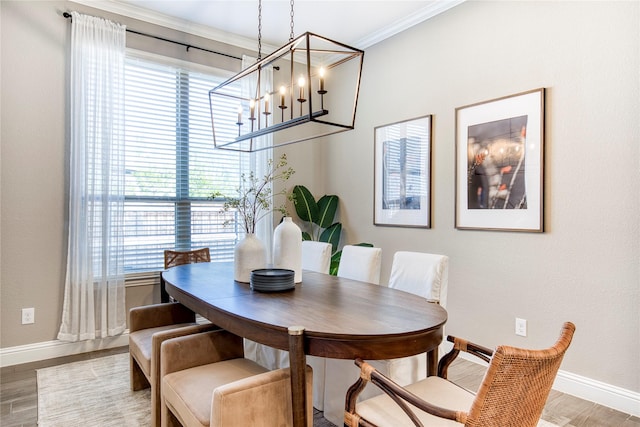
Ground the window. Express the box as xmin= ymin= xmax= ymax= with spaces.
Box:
xmin=123 ymin=52 xmax=247 ymax=274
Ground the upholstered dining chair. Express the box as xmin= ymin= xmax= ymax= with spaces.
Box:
xmin=336 ymin=245 xmax=382 ymax=284
xmin=245 ymin=240 xmax=333 ymax=410
xmin=388 ymin=251 xmax=449 ymax=306
xmin=160 ymin=329 xmax=314 ymax=427
xmin=322 ymin=251 xmax=448 ymax=426
xmin=301 ymin=240 xmax=333 ymax=274
xmin=320 ymin=245 xmax=383 ymax=423
xmin=129 ymin=247 xmax=215 ymax=427
xmin=130 ymin=304 xmax=218 ymax=427
xmin=344 ymin=322 xmax=576 ymax=427
xmin=386 ymin=251 xmax=450 ymax=360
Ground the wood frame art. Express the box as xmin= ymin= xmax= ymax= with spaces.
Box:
xmin=455 ymin=88 xmax=545 ymax=232
xmin=374 ymin=115 xmax=432 ymax=228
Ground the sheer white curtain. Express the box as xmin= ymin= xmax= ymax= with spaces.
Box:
xmin=241 ymin=55 xmax=274 ymax=261
xmin=58 ymin=12 xmax=127 ymax=342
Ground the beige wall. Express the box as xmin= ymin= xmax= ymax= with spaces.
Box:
xmin=2 ymin=1 xmax=69 ymax=349
xmin=322 ymin=0 xmax=639 ymax=393
xmin=0 ymin=0 xmax=251 ymax=348
xmin=1 ymin=0 xmax=638 ymax=401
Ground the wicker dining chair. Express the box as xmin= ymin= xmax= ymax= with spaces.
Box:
xmin=161 ymin=248 xmax=211 ymax=302
xmin=344 ymin=322 xmax=575 ymax=427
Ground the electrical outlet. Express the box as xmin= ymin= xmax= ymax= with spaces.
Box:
xmin=515 ymin=317 xmax=527 ymax=337
xmin=21 ymin=308 xmax=35 ymax=325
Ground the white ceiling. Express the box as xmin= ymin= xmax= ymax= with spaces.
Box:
xmin=72 ymin=0 xmax=464 ymax=51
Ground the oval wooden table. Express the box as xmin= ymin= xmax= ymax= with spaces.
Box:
xmin=163 ymin=262 xmax=447 ymax=427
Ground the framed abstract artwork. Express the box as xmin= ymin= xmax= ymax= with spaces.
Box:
xmin=455 ymin=88 xmax=545 ymax=232
xmin=374 ymin=115 xmax=432 ymax=228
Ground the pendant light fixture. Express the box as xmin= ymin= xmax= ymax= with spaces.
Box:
xmin=210 ymin=0 xmax=364 ymax=152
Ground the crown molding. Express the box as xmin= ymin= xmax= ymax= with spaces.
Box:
xmin=69 ymin=0 xmax=465 ymax=52
xmin=68 ymin=0 xmax=279 ymax=53
xmin=355 ymin=0 xmax=466 ymax=49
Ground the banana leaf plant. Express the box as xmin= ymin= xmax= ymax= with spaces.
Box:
xmin=292 ymin=185 xmax=372 ymax=275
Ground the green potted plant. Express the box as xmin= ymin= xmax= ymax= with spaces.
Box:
xmin=292 ymin=185 xmax=371 ymax=275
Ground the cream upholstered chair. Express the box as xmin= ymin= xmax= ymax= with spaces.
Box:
xmin=336 ymin=245 xmax=382 ymax=284
xmin=344 ymin=322 xmax=575 ymax=427
xmin=388 ymin=251 xmax=448 ymax=306
xmin=301 ymin=240 xmax=332 ymax=274
xmin=160 ymin=329 xmax=313 ymax=427
xmin=130 ymin=247 xmax=216 ymax=427
xmin=322 ymin=251 xmax=448 ymax=426
xmin=386 ymin=251 xmax=450 ymax=358
xmin=321 ymin=245 xmax=382 ymax=424
xmin=245 ymin=240 xmax=333 ymax=410
xmin=301 ymin=240 xmax=333 ymax=410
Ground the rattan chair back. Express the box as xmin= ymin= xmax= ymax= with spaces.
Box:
xmin=344 ymin=322 xmax=575 ymax=427
xmin=466 ymin=322 xmax=575 ymax=426
xmin=161 ymin=248 xmax=211 ymax=303
xmin=164 ymin=247 xmax=210 ymax=269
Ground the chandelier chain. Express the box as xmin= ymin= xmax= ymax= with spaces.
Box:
xmin=289 ymin=0 xmax=295 ymax=41
xmin=257 ymin=0 xmax=262 ymax=60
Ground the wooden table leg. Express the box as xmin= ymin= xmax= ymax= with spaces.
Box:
xmin=288 ymin=326 xmax=307 ymax=427
xmin=427 ymin=348 xmax=438 ymax=376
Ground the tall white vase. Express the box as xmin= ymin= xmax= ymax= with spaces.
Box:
xmin=273 ymin=217 xmax=302 ymax=283
xmin=234 ymin=233 xmax=267 ymax=283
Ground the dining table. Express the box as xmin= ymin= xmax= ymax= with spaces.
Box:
xmin=162 ymin=261 xmax=447 ymax=427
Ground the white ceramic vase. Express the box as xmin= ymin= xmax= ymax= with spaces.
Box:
xmin=234 ymin=233 xmax=267 ymax=283
xmin=272 ymin=217 xmax=302 ymax=283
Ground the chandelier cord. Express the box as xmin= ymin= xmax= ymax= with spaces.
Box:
xmin=289 ymin=0 xmax=295 ymax=41
xmin=257 ymin=0 xmax=262 ymax=60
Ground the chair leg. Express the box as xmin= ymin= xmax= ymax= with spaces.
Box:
xmin=130 ymin=354 xmax=150 ymax=391
xmin=161 ymin=398 xmax=182 ymax=427
xmin=152 ymin=381 xmax=162 ymax=427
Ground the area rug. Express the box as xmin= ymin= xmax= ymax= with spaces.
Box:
xmin=36 ymin=352 xmax=330 ymax=427
xmin=37 ymin=353 xmax=150 ymax=426
xmin=37 ymin=352 xmax=561 ymax=427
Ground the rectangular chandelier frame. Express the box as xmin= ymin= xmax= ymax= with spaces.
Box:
xmin=210 ymin=32 xmax=364 ymax=152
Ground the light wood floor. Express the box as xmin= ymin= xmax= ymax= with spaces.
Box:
xmin=1 ymin=346 xmax=638 ymax=427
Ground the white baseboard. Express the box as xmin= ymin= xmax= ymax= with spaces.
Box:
xmin=553 ymin=369 xmax=640 ymax=418
xmin=2 ymin=336 xmax=638 ymax=418
xmin=458 ymin=352 xmax=640 ymax=418
xmin=0 ymin=332 xmax=130 ymax=368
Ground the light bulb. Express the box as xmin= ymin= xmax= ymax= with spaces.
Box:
xmin=279 ymin=86 xmax=286 ymax=107
xmin=298 ymin=77 xmax=305 ymax=100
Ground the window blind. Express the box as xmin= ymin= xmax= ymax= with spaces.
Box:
xmin=123 ymin=53 xmax=246 ymax=273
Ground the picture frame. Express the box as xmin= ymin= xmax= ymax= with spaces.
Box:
xmin=374 ymin=115 xmax=432 ymax=228
xmin=455 ymin=88 xmax=545 ymax=232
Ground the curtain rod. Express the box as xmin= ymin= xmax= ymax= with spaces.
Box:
xmin=62 ymin=12 xmax=242 ymax=62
